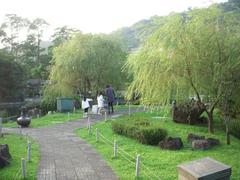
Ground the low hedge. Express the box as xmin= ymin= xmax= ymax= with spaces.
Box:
xmin=112 ymin=119 xmax=167 ymax=145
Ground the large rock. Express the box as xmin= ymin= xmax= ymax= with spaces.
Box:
xmin=0 ymin=144 xmax=11 ymax=168
xmin=187 ymin=133 xmax=205 ymax=143
xmin=192 ymin=140 xmax=210 ymax=150
xmin=27 ymin=108 xmax=42 ymax=118
xmin=159 ymin=137 xmax=183 ymax=150
xmin=207 ymin=138 xmax=220 ymax=147
xmin=172 ymin=100 xmax=206 ymax=124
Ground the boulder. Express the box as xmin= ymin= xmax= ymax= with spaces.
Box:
xmin=207 ymin=138 xmax=220 ymax=147
xmin=188 ymin=133 xmax=205 ymax=143
xmin=172 ymin=100 xmax=206 ymax=125
xmin=27 ymin=108 xmax=41 ymax=118
xmin=192 ymin=140 xmax=210 ymax=150
xmin=0 ymin=144 xmax=11 ymax=168
xmin=159 ymin=137 xmax=183 ymax=150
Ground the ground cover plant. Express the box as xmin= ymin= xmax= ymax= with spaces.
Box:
xmin=0 ymin=134 xmax=40 ymax=179
xmin=112 ymin=118 xmax=167 ymax=145
xmin=76 ymin=111 xmax=240 ymax=179
xmin=3 ymin=111 xmax=82 ymax=128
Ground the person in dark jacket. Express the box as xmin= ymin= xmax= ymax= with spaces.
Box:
xmin=105 ymin=85 xmax=115 ymax=114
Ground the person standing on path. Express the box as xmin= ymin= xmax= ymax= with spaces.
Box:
xmin=81 ymin=96 xmax=92 ymax=118
xmin=105 ymin=85 xmax=115 ymax=114
xmin=97 ymin=91 xmax=105 ymax=114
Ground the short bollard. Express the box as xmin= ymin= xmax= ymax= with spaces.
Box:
xmin=114 ymin=140 xmax=117 ymax=159
xmin=68 ymin=112 xmax=70 ymax=120
xmin=96 ymin=128 xmax=99 ymax=142
xmin=21 ymin=158 xmax=26 ymax=178
xmin=27 ymin=141 xmax=31 ymax=162
xmin=0 ymin=117 xmax=2 ymax=137
xmin=88 ymin=124 xmax=92 ymax=135
xmin=136 ymin=154 xmax=140 ymax=177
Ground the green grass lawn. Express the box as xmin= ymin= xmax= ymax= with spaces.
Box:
xmin=3 ymin=111 xmax=83 ymax=128
xmin=76 ymin=111 xmax=240 ymax=180
xmin=0 ymin=134 xmax=39 ymax=180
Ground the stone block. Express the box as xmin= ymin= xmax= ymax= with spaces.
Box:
xmin=178 ymin=157 xmax=231 ymax=180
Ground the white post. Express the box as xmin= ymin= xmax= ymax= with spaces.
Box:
xmin=0 ymin=117 xmax=2 ymax=137
xmin=114 ymin=140 xmax=117 ymax=159
xmin=128 ymin=102 xmax=131 ymax=116
xmin=27 ymin=141 xmax=31 ymax=162
xmin=104 ymin=112 xmax=107 ymax=121
xmin=96 ymin=128 xmax=99 ymax=142
xmin=68 ymin=112 xmax=70 ymax=120
xmin=21 ymin=158 xmax=26 ymax=178
xmin=135 ymin=154 xmax=140 ymax=177
xmin=88 ymin=124 xmax=92 ymax=135
xmin=37 ymin=114 xmax=40 ymax=119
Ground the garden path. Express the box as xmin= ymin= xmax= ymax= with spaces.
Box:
xmin=3 ymin=107 xmax=141 ymax=180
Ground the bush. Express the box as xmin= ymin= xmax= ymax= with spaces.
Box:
xmin=112 ymin=119 xmax=167 ymax=145
xmin=0 ymin=110 xmax=8 ymax=118
xmin=230 ymin=119 xmax=240 ymax=139
xmin=40 ymin=100 xmax=57 ymax=114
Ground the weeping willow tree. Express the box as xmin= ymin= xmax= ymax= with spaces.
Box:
xmin=44 ymin=33 xmax=127 ymax=104
xmin=126 ymin=6 xmax=240 ymax=133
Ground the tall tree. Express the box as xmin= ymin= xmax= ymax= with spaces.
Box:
xmin=45 ymin=33 xmax=127 ymax=101
xmin=51 ymin=26 xmax=80 ymax=47
xmin=0 ymin=49 xmax=25 ymax=101
xmin=0 ymin=14 xmax=29 ymax=59
xmin=28 ymin=18 xmax=49 ymax=65
xmin=126 ymin=7 xmax=240 ymax=133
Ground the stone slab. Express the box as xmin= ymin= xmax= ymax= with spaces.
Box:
xmin=178 ymin=157 xmax=231 ymax=180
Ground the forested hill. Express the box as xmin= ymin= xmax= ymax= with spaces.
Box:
xmin=110 ymin=0 xmax=240 ymax=52
xmin=110 ymin=16 xmax=166 ymax=51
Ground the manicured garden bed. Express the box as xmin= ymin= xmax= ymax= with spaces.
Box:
xmin=0 ymin=134 xmax=40 ymax=179
xmin=76 ymin=111 xmax=240 ymax=179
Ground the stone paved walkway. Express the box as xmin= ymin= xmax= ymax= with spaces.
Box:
xmin=3 ymin=112 xmax=128 ymax=180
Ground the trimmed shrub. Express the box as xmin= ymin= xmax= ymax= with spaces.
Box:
xmin=112 ymin=119 xmax=167 ymax=145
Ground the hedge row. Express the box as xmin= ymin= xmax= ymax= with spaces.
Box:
xmin=112 ymin=119 xmax=167 ymax=145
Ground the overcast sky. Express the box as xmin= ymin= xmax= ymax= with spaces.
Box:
xmin=0 ymin=0 xmax=227 ymax=36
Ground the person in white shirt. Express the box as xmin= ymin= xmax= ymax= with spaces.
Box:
xmin=97 ymin=92 xmax=105 ymax=114
xmin=81 ymin=96 xmax=92 ymax=118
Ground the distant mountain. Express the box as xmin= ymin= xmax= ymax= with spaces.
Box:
xmin=111 ymin=16 xmax=166 ymax=51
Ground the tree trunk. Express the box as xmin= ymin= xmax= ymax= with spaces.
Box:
xmin=37 ymin=34 xmax=40 ymax=65
xmin=225 ymin=115 xmax=231 ymax=145
xmin=206 ymin=111 xmax=214 ymax=133
xmin=226 ymin=125 xmax=231 ymax=145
